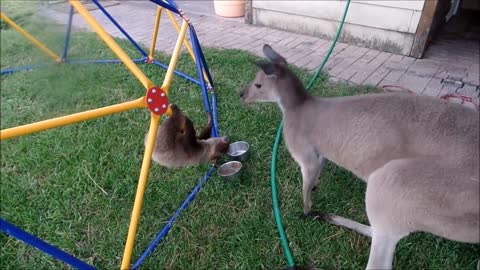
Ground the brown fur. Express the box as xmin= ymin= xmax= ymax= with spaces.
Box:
xmin=145 ymin=104 xmax=229 ymax=168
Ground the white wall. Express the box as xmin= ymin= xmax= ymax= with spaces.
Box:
xmin=252 ymin=0 xmax=426 ymax=55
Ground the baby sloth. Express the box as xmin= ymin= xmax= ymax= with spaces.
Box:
xmin=145 ymin=104 xmax=229 ymax=168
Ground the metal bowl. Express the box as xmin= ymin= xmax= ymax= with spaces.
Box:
xmin=218 ymin=161 xmax=243 ymax=181
xmin=227 ymin=141 xmax=250 ymax=162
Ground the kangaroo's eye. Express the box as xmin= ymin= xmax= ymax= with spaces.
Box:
xmin=254 ymin=83 xmax=262 ymax=88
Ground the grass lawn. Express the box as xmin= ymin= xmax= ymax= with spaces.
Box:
xmin=1 ymin=4 xmax=479 ymax=270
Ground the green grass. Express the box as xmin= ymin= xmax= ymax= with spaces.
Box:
xmin=0 ymin=0 xmax=42 ymax=30
xmin=1 ymin=5 xmax=479 ymax=270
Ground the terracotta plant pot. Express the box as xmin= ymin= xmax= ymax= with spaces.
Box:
xmin=214 ymin=0 xmax=245 ymax=18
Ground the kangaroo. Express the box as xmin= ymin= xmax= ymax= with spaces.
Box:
xmin=240 ymin=44 xmax=479 ymax=269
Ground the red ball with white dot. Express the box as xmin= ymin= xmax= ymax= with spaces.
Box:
xmin=145 ymin=87 xmax=169 ymax=115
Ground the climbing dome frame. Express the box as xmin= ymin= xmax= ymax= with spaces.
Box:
xmin=0 ymin=0 xmax=219 ymax=269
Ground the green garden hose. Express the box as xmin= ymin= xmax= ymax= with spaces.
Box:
xmin=270 ymin=0 xmax=351 ymax=267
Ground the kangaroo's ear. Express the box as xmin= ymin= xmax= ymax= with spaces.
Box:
xmin=263 ymin=44 xmax=287 ymax=65
xmin=255 ymin=60 xmax=277 ymax=77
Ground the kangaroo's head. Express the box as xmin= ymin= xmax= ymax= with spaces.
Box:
xmin=240 ymin=44 xmax=290 ymax=104
xmin=240 ymin=44 xmax=308 ymax=108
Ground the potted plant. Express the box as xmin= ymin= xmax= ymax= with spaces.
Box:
xmin=214 ymin=0 xmax=246 ymax=18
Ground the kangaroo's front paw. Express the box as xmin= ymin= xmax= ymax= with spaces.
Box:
xmin=303 ymin=202 xmax=313 ymax=216
xmin=300 ymin=210 xmax=317 ymax=219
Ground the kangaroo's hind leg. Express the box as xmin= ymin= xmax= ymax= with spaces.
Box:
xmin=364 ymin=159 xmax=431 ymax=270
xmin=311 ymin=212 xmax=372 ymax=237
xmin=366 ymin=157 xmax=479 ymax=269
xmin=315 ymin=159 xmax=413 ymax=269
xmin=366 ymin=233 xmax=403 ymax=270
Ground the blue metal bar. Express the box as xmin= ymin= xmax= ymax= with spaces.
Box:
xmin=165 ymin=0 xmax=179 ymax=11
xmin=1 ymin=64 xmax=39 ymax=75
xmin=188 ymin=26 xmax=219 ymax=136
xmin=211 ymin=92 xmax=220 ymax=137
xmin=151 ymin=59 xmax=201 ymax=85
xmin=131 ymin=165 xmax=217 ymax=270
xmin=61 ymin=5 xmax=74 ymax=61
xmin=66 ymin=58 xmax=145 ymax=64
xmin=189 ymin=27 xmax=214 ymax=88
xmin=1 ymin=58 xmax=145 ymax=75
xmin=149 ymin=0 xmax=180 ymax=14
xmin=189 ymin=29 xmax=219 ymax=136
xmin=189 ymin=29 xmax=212 ymax=114
xmin=91 ymin=0 xmax=148 ymax=58
xmin=165 ymin=0 xmax=177 ymax=8
xmin=0 ymin=218 xmax=96 ymax=270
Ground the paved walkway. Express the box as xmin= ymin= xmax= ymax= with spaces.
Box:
xmin=41 ymin=1 xmax=479 ymax=101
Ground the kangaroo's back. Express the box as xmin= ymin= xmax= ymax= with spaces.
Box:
xmin=291 ymin=93 xmax=479 ymax=179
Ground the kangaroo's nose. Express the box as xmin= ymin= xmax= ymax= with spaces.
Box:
xmin=239 ymin=91 xmax=244 ymax=98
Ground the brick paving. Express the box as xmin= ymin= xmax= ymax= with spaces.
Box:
xmin=40 ymin=1 xmax=479 ymax=101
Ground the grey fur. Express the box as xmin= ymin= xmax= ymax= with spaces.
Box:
xmin=240 ymin=44 xmax=479 ymax=269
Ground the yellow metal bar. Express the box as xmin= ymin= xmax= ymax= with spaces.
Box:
xmin=148 ymin=7 xmax=163 ymax=61
xmin=166 ymin=11 xmax=210 ymax=85
xmin=69 ymin=1 xmax=154 ymax=90
xmin=161 ymin=20 xmax=189 ymax=94
xmin=0 ymin=12 xmax=61 ymax=63
xmin=0 ymin=98 xmax=145 ymax=140
xmin=166 ymin=12 xmax=195 ymax=63
xmin=121 ymin=114 xmax=160 ymax=270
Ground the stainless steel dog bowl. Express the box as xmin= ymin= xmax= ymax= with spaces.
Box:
xmin=218 ymin=161 xmax=243 ymax=181
xmin=227 ymin=141 xmax=250 ymax=162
